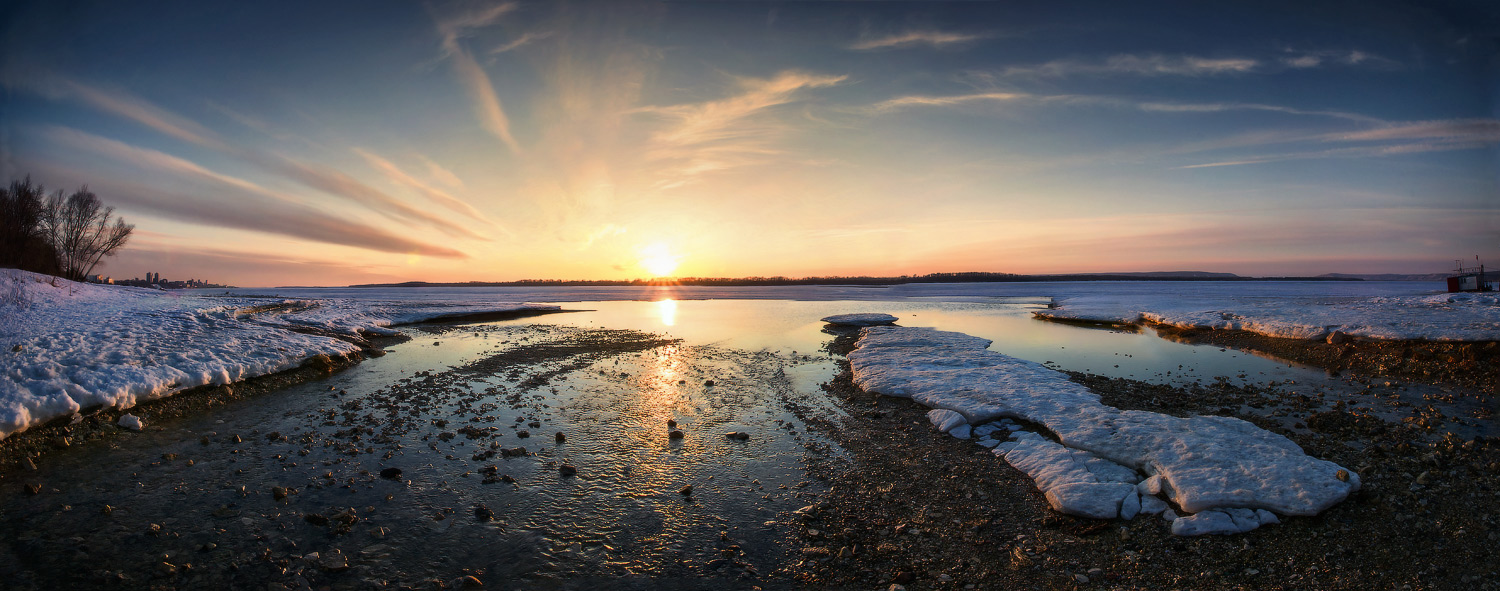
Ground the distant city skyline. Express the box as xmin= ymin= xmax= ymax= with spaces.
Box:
xmin=3 ymin=1 xmax=1496 ymax=286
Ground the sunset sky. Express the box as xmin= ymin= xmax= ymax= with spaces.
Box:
xmin=3 ymin=1 xmax=1497 ymax=286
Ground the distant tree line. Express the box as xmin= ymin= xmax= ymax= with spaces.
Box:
xmin=352 ymin=271 xmax=1359 ymax=289
xmin=0 ymin=177 xmax=134 ymax=281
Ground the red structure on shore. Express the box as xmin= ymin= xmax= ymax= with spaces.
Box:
xmin=1447 ymin=257 xmax=1493 ymax=292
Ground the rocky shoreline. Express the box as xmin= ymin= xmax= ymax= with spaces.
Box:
xmin=778 ymin=331 xmax=1499 ymax=590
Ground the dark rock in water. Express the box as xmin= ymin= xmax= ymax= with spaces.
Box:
xmin=271 ymin=486 xmax=290 ymax=500
xmin=11 ymin=344 xmax=21 ymax=352
xmin=433 ymin=341 xmax=441 ymax=346
xmin=704 ymin=380 xmax=716 ymax=386
xmin=555 ymin=432 xmax=566 ymax=443
xmin=453 ymin=575 xmax=484 ymax=589
xmin=24 ymin=483 xmax=41 ymax=495
xmin=379 ymin=467 xmax=403 ymax=480
xmin=303 ymin=354 xmax=336 ymax=372
xmin=726 ymin=432 xmax=751 ymax=441
xmin=501 ymin=474 xmax=516 ymax=484
xmin=893 ymin=571 xmax=916 ymax=584
xmin=559 ymin=464 xmax=577 ymax=477
xmin=668 ymin=429 xmax=685 ymax=440
xmin=304 ymin=513 xmax=329 ymax=526
xmin=474 ymin=505 xmax=494 ymax=522
xmin=679 ymin=484 xmax=693 ymax=496
xmin=667 ymin=419 xmax=677 ymax=429
xmin=516 ymin=430 xmax=530 ymax=438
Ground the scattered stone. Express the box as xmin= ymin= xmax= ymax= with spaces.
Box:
xmin=704 ymin=380 xmax=715 ymax=387
xmin=319 ymin=549 xmax=350 ymax=571
xmin=669 ymin=429 xmax=685 ymax=440
xmin=474 ymin=505 xmax=495 ymax=522
xmin=10 ymin=344 xmax=21 ymax=352
xmin=679 ymin=485 xmax=694 ymax=496
xmin=453 ymin=575 xmax=484 ymax=589
xmin=559 ymin=464 xmax=577 ymax=477
xmin=555 ymin=432 xmax=566 ymax=443
xmin=304 ymin=513 xmax=329 ymax=526
xmin=516 ymin=431 xmax=530 ymax=438
xmin=271 ymin=486 xmax=290 ymax=500
xmin=379 ymin=467 xmax=402 ymax=480
xmin=667 ymin=419 xmax=678 ymax=429
xmin=22 ymin=456 xmax=37 ymax=470
xmin=24 ymin=483 xmax=41 ymax=495
xmin=117 ymin=414 xmax=143 ymax=431
xmin=725 ymin=431 xmax=751 ymax=440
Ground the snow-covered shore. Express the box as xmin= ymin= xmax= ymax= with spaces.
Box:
xmin=1034 ymin=290 xmax=1500 ymax=341
xmin=0 ymin=270 xmax=556 ymax=440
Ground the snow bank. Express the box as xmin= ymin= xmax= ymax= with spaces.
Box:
xmin=0 ymin=270 xmax=555 ymax=440
xmin=1035 ymin=291 xmax=1500 ymax=341
xmin=850 ymin=325 xmax=1360 ymax=534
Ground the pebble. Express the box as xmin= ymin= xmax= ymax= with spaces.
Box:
xmin=679 ymin=485 xmax=693 ymax=496
xmin=726 ymin=432 xmax=750 ymax=440
xmin=669 ymin=430 xmax=685 ymax=440
xmin=559 ymin=464 xmax=577 ymax=477
xmin=555 ymin=432 xmax=566 ymax=443
xmin=474 ymin=505 xmax=495 ymax=522
xmin=453 ymin=575 xmax=484 ymax=589
xmin=1074 ymin=573 xmax=1089 ymax=583
xmin=667 ymin=419 xmax=678 ymax=429
xmin=379 ymin=467 xmax=402 ymax=480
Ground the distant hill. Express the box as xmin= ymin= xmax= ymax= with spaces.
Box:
xmin=1318 ymin=273 xmax=1449 ymax=282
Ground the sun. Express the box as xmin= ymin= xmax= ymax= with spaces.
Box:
xmin=638 ymin=243 xmax=681 ymax=277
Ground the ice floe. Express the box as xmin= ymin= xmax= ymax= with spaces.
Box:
xmin=820 ymin=313 xmax=899 ymax=326
xmin=0 ymin=269 xmax=555 ymax=440
xmin=849 ymin=325 xmax=1361 ymax=535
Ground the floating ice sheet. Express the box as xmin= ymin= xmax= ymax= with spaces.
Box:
xmin=820 ymin=313 xmax=899 ymax=326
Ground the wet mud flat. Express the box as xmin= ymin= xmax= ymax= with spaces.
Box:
xmin=0 ymin=323 xmax=843 ymax=590
xmin=780 ymin=334 xmax=1500 ymax=590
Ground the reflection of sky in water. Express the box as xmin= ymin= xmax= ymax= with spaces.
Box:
xmin=526 ymin=299 xmax=1332 ymax=388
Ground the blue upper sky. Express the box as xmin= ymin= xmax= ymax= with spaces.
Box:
xmin=3 ymin=0 xmax=1496 ymax=285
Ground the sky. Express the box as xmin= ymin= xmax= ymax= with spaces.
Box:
xmin=2 ymin=0 xmax=1497 ymax=286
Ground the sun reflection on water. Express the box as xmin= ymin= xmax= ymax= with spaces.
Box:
xmin=656 ymin=298 xmax=677 ymax=326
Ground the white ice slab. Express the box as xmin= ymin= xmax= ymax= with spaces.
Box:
xmin=820 ymin=313 xmax=899 ymax=326
xmin=850 ymin=326 xmax=1361 ymax=528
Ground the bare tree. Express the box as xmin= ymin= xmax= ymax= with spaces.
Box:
xmin=41 ymin=187 xmax=134 ymax=281
xmin=0 ymin=177 xmax=57 ymax=273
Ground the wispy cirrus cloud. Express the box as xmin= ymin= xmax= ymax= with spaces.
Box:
xmin=490 ymin=30 xmax=552 ymax=54
xmin=353 ymin=148 xmax=497 ymax=226
xmin=870 ymin=89 xmax=1383 ymax=125
xmin=22 ymin=77 xmax=487 ymax=240
xmin=1004 ymin=54 xmax=1260 ymax=78
xmin=1279 ymin=49 xmax=1396 ymax=69
xmin=1180 ymin=119 xmax=1500 ymax=168
xmin=644 ymin=71 xmax=847 ymax=147
xmin=434 ymin=2 xmax=522 ymax=154
xmin=637 ymin=70 xmax=846 ymax=187
xmin=849 ymin=30 xmax=985 ymax=51
xmin=870 ymin=91 xmax=1029 ymax=112
xmin=34 ymin=128 xmax=467 ymax=258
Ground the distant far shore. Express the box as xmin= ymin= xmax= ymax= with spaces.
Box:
xmin=348 ymin=271 xmax=1383 ymax=289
